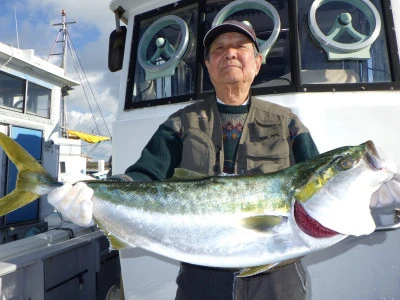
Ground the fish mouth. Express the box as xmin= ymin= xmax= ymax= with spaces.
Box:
xmin=364 ymin=140 xmax=397 ymax=175
xmin=364 ymin=141 xmax=382 ymax=171
xmin=294 ymin=201 xmax=339 ymax=238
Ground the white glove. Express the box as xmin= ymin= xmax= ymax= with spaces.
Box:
xmin=370 ymin=173 xmax=400 ymax=209
xmin=48 ymin=180 xmax=95 ymax=227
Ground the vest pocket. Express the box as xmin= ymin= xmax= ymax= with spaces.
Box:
xmin=240 ymin=140 xmax=290 ymax=175
xmin=249 ymin=120 xmax=282 ymax=141
xmin=180 ymin=129 xmax=217 ymax=175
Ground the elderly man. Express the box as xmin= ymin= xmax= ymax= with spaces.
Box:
xmin=49 ymin=20 xmax=319 ymax=299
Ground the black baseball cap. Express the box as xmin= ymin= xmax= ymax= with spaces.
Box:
xmin=203 ymin=20 xmax=260 ymax=52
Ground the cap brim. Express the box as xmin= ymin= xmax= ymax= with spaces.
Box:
xmin=203 ymin=23 xmax=259 ymax=52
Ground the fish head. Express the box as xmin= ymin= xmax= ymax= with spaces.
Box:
xmin=294 ymin=141 xmax=396 ymax=237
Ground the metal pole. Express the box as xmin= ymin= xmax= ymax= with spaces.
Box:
xmin=61 ymin=10 xmax=67 ymax=73
xmin=50 ymin=10 xmax=76 ymax=137
xmin=50 ymin=10 xmax=76 ymax=74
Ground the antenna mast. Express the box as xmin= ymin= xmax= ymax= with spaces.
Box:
xmin=48 ymin=10 xmax=76 ymax=75
xmin=48 ymin=10 xmax=76 ymax=138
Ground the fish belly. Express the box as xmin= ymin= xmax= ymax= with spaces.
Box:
xmin=93 ymin=197 xmax=346 ymax=268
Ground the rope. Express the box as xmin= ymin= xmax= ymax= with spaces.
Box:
xmin=66 ymin=32 xmax=112 ymax=139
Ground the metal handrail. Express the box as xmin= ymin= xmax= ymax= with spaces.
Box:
xmin=374 ymin=209 xmax=400 ymax=232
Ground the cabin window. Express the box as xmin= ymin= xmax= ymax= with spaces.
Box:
xmin=126 ymin=1 xmax=199 ymax=109
xmin=60 ymin=161 xmax=66 ymax=173
xmin=298 ymin=0 xmax=392 ymax=85
xmin=26 ymin=82 xmax=51 ymax=118
xmin=201 ymin=0 xmax=292 ymax=92
xmin=125 ymin=0 xmax=400 ymax=110
xmin=0 ymin=71 xmax=25 ymax=112
xmin=0 ymin=71 xmax=51 ymax=118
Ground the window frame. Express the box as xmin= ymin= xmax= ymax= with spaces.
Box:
xmin=26 ymin=81 xmax=52 ymax=119
xmin=0 ymin=71 xmax=26 ymax=113
xmin=125 ymin=0 xmax=201 ymax=110
xmin=124 ymin=0 xmax=400 ymax=110
xmin=0 ymin=70 xmax=52 ymax=119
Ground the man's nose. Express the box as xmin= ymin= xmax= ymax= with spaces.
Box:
xmin=224 ymin=48 xmax=237 ymax=60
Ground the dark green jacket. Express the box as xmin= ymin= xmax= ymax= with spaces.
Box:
xmin=125 ymin=95 xmax=318 ymax=181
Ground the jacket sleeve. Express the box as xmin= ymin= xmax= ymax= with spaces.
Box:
xmin=124 ymin=123 xmax=183 ymax=181
xmin=288 ymin=112 xmax=319 ymax=163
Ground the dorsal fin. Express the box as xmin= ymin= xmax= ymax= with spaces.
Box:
xmin=169 ymin=168 xmax=209 ymax=181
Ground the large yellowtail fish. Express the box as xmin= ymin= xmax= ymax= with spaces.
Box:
xmin=0 ymin=132 xmax=396 ymax=276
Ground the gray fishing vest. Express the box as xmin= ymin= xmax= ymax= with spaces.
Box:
xmin=179 ymin=95 xmax=294 ymax=176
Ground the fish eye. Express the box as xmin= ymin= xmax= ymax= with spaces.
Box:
xmin=338 ymin=158 xmax=353 ymax=170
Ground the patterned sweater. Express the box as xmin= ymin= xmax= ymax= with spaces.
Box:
xmin=218 ymin=103 xmax=248 ymax=173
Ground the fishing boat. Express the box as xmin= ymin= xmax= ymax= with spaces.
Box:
xmin=107 ymin=0 xmax=400 ymax=299
xmin=0 ymin=11 xmax=117 ymax=300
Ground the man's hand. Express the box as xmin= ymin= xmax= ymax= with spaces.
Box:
xmin=48 ymin=177 xmax=95 ymax=227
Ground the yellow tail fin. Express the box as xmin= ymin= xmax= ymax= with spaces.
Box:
xmin=0 ymin=132 xmax=59 ymax=216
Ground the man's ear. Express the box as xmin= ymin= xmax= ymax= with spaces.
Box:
xmin=255 ymin=54 xmax=262 ymax=73
xmin=205 ymin=59 xmax=210 ymax=70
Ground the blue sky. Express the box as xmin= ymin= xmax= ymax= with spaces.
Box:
xmin=0 ymin=0 xmax=119 ymax=161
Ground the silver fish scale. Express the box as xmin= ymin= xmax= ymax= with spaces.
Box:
xmin=92 ymin=191 xmax=345 ymax=268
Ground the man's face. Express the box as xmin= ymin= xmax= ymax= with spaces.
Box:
xmin=205 ymin=32 xmax=262 ymax=89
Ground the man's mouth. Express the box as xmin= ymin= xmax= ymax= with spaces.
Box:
xmin=294 ymin=201 xmax=339 ymax=238
xmin=222 ymin=63 xmax=240 ymax=69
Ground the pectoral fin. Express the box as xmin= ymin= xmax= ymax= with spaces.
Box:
xmin=237 ymin=263 xmax=280 ymax=277
xmin=240 ymin=215 xmax=285 ymax=233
